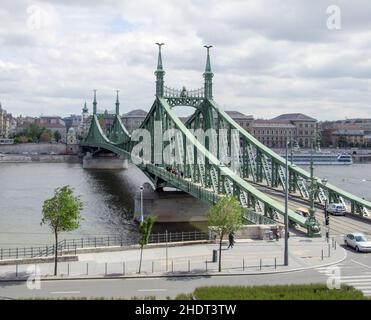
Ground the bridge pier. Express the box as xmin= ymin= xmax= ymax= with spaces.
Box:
xmin=134 ymin=183 xmax=210 ymax=222
xmin=82 ymin=152 xmax=128 ymax=169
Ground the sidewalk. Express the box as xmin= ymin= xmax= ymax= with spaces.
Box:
xmin=0 ymin=237 xmax=346 ymax=281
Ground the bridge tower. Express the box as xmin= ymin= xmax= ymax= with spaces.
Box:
xmin=155 ymin=42 xmax=165 ymax=97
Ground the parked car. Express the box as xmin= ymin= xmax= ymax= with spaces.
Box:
xmin=326 ymin=203 xmax=346 ymax=216
xmin=344 ymin=233 xmax=371 ymax=252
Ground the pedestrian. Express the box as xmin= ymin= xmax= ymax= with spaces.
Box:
xmin=227 ymin=232 xmax=235 ymax=249
xmin=275 ymin=228 xmax=280 ymax=241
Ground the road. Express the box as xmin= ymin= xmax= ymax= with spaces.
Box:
xmin=0 ymin=246 xmax=370 ymax=299
xmin=251 ymin=182 xmax=371 ymax=236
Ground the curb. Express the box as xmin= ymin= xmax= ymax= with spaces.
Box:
xmin=0 ymin=248 xmax=347 ymax=283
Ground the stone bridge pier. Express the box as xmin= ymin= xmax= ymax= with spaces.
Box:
xmin=82 ymin=151 xmax=129 ymax=169
xmin=134 ymin=182 xmax=210 ymax=223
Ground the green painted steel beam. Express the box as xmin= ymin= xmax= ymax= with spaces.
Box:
xmin=206 ymin=99 xmax=371 ymax=211
xmin=158 ymin=98 xmax=308 ymax=226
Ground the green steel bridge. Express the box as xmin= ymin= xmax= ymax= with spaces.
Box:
xmin=81 ymin=44 xmax=371 ymax=237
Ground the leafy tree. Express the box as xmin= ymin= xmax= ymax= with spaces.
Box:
xmin=41 ymin=186 xmax=83 ymax=276
xmin=54 ymin=130 xmax=62 ymax=142
xmin=138 ymin=215 xmax=156 ymax=274
xmin=39 ymin=130 xmax=52 ymax=142
xmin=207 ymin=196 xmax=244 ymax=272
xmin=16 ymin=135 xmax=28 ymax=143
xmin=28 ymin=123 xmax=44 ymax=142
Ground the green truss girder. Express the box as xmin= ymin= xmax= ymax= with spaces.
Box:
xmin=82 ymin=114 xmax=131 ymax=157
xmin=155 ymin=98 xmax=308 ymax=228
xmin=202 ymin=99 xmax=371 ymax=216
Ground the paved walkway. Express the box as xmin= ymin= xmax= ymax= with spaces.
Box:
xmin=0 ymin=237 xmax=345 ymax=280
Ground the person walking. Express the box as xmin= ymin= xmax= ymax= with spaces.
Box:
xmin=227 ymin=232 xmax=235 ymax=249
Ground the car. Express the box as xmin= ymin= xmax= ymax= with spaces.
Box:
xmin=295 ymin=207 xmax=309 ymax=218
xmin=326 ymin=203 xmax=346 ymax=216
xmin=344 ymin=233 xmax=371 ymax=252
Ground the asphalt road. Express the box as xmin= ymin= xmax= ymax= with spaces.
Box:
xmin=251 ymin=182 xmax=371 ymax=236
xmin=0 ymin=245 xmax=369 ymax=300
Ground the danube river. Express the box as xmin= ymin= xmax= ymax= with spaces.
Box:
xmin=0 ymin=163 xmax=150 ymax=248
xmin=0 ymin=162 xmax=371 ymax=248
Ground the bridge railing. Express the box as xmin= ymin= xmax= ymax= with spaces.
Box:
xmin=245 ymin=209 xmax=278 ymax=225
xmin=0 ymin=231 xmax=209 ymax=261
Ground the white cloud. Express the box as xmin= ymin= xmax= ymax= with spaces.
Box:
xmin=0 ymin=0 xmax=370 ymax=120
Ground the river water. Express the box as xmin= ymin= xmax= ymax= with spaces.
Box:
xmin=0 ymin=162 xmax=370 ymax=248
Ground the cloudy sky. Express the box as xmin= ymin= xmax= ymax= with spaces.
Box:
xmin=1 ymin=0 xmax=371 ymax=120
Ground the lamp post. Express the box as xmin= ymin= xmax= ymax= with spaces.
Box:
xmin=305 ymin=159 xmax=321 ymax=237
xmin=140 ymin=185 xmax=144 ymax=223
xmin=322 ymin=178 xmax=330 ymax=242
xmin=284 ymin=134 xmax=289 ymax=266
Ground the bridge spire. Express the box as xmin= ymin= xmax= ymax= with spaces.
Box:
xmin=93 ymin=89 xmax=97 ymax=115
xmin=203 ymin=45 xmax=214 ymax=99
xmin=115 ymin=90 xmax=120 ymax=115
xmin=155 ymin=42 xmax=165 ymax=97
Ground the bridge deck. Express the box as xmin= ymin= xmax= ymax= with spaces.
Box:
xmin=248 ymin=181 xmax=371 ymax=236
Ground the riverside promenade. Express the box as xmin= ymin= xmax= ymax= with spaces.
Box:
xmin=0 ymin=237 xmax=345 ymax=281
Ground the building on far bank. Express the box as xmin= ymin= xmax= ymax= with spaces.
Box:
xmin=319 ymin=119 xmax=371 ymax=148
xmin=35 ymin=116 xmax=66 ymax=142
xmin=225 ymin=111 xmax=254 ymax=131
xmin=270 ymin=113 xmax=318 ymax=148
xmin=63 ymin=114 xmax=82 ymax=132
xmin=331 ymin=129 xmax=369 ymax=148
xmin=216 ymin=111 xmax=317 ymax=149
xmin=251 ymin=120 xmax=297 ymax=148
xmin=0 ymin=102 xmax=13 ymax=138
xmin=121 ymin=109 xmax=148 ymax=133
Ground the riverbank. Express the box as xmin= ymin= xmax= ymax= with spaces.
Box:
xmin=0 ymin=154 xmax=80 ymax=163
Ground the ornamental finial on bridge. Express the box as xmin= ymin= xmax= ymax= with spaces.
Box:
xmin=115 ymin=90 xmax=120 ymax=115
xmin=204 ymin=45 xmax=213 ymax=73
xmin=155 ymin=42 xmax=165 ymax=70
xmin=155 ymin=42 xmax=165 ymax=98
xmin=93 ymin=89 xmax=97 ymax=115
xmin=203 ymin=45 xmax=214 ymax=99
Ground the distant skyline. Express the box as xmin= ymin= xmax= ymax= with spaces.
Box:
xmin=1 ymin=1 xmax=371 ymax=120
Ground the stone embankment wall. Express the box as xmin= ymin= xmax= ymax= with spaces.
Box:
xmin=0 ymin=154 xmax=80 ymax=163
xmin=0 ymin=143 xmax=68 ymax=154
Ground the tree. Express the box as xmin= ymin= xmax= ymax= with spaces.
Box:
xmin=41 ymin=186 xmax=83 ymax=276
xmin=39 ymin=130 xmax=52 ymax=143
xmin=28 ymin=123 xmax=44 ymax=142
xmin=138 ymin=215 xmax=156 ymax=274
xmin=54 ymin=130 xmax=61 ymax=142
xmin=207 ymin=196 xmax=244 ymax=272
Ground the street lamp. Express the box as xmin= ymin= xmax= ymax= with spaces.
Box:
xmin=305 ymin=159 xmax=321 ymax=237
xmin=322 ymin=178 xmax=330 ymax=242
xmin=140 ymin=185 xmax=144 ymax=223
xmin=284 ymin=134 xmax=289 ymax=266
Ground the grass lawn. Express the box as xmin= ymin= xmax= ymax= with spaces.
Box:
xmin=176 ymin=284 xmax=367 ymax=300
